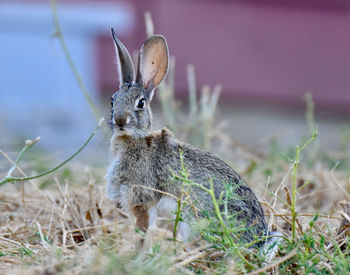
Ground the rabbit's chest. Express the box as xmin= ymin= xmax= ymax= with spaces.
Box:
xmin=107 ymin=151 xmax=160 ymax=209
xmin=114 ymin=151 xmax=157 ymax=185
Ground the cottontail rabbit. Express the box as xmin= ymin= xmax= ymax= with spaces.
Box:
xmin=106 ymin=28 xmax=268 ymax=244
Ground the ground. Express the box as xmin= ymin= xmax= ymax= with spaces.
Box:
xmin=0 ymin=111 xmax=349 ymax=273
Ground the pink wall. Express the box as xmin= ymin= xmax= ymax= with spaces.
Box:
xmin=96 ymin=0 xmax=350 ymax=111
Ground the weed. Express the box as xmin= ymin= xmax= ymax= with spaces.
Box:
xmin=291 ymin=128 xmax=318 ymax=241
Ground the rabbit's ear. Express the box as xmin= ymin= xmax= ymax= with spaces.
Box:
xmin=136 ymin=35 xmax=169 ymax=95
xmin=111 ymin=28 xmax=135 ymax=87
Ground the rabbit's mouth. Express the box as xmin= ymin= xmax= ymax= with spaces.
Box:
xmin=114 ymin=126 xmax=128 ymax=136
xmin=113 ymin=125 xmax=150 ymax=139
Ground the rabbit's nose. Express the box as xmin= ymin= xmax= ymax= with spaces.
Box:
xmin=114 ymin=116 xmax=127 ymax=128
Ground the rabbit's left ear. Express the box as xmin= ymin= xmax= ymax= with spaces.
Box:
xmin=111 ymin=28 xmax=135 ymax=87
xmin=136 ymin=35 xmax=169 ymax=96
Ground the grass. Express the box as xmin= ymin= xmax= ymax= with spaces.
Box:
xmin=0 ymin=116 xmax=349 ymax=274
xmin=0 ymin=143 xmax=349 ymax=274
xmin=4 ymin=97 xmax=348 ymax=273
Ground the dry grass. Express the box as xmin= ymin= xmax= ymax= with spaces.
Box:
xmin=0 ymin=138 xmax=349 ymax=274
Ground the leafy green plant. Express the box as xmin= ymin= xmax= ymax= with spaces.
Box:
xmin=171 ymin=151 xmax=262 ymax=272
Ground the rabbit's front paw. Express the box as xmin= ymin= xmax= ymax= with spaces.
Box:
xmin=107 ymin=182 xmax=131 ymax=210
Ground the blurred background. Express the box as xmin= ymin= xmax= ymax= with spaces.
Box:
xmin=0 ymin=0 xmax=350 ymax=165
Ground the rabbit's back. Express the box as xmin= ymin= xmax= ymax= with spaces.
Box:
xmin=151 ymin=128 xmax=267 ymax=238
xmin=174 ymin=141 xmax=267 ymax=238
xmin=155 ymin=134 xmax=267 ymax=238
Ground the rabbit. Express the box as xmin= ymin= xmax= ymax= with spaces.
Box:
xmin=106 ymin=28 xmax=269 ymax=245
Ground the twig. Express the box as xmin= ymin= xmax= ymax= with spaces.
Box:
xmin=65 ymin=221 xmax=123 ymax=234
xmin=0 ymin=236 xmax=23 ymax=246
xmin=329 ymin=172 xmax=350 ymax=200
xmin=35 ymin=222 xmax=51 ymax=250
xmin=260 ymin=201 xmax=293 ymax=227
xmin=247 ymin=250 xmax=297 ymax=275
xmin=28 ymin=207 xmax=45 ymax=227
xmin=175 ymin=251 xmax=207 ymax=269
xmin=54 ymin=178 xmax=88 ymax=240
xmin=133 ymin=184 xmax=198 ymax=212
xmin=264 ymin=213 xmax=341 ymax=220
xmin=176 ymin=244 xmax=212 ymax=262
xmin=339 ymin=211 xmax=350 ymax=224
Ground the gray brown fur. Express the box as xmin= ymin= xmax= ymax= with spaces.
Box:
xmin=106 ymin=28 xmax=267 ymax=243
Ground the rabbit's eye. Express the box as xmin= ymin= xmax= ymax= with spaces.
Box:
xmin=137 ymin=98 xmax=145 ymax=110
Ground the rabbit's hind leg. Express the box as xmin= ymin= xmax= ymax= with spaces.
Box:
xmin=147 ymin=197 xmax=177 ymax=231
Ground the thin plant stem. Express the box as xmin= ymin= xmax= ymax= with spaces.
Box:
xmin=0 ymin=118 xmax=104 ymax=185
xmin=5 ymin=137 xmax=40 ymax=180
xmin=208 ymin=180 xmax=256 ymax=270
xmin=291 ymin=128 xmax=318 ymax=241
xmin=175 ymin=152 xmax=255 ymax=270
xmin=208 ymin=180 xmax=233 ymax=245
xmin=173 ymin=151 xmax=185 ymax=241
xmin=50 ymin=0 xmax=103 ymax=123
xmin=173 ymin=199 xmax=182 ymax=242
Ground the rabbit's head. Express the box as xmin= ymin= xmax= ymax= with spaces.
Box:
xmin=109 ymin=28 xmax=169 ymax=138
